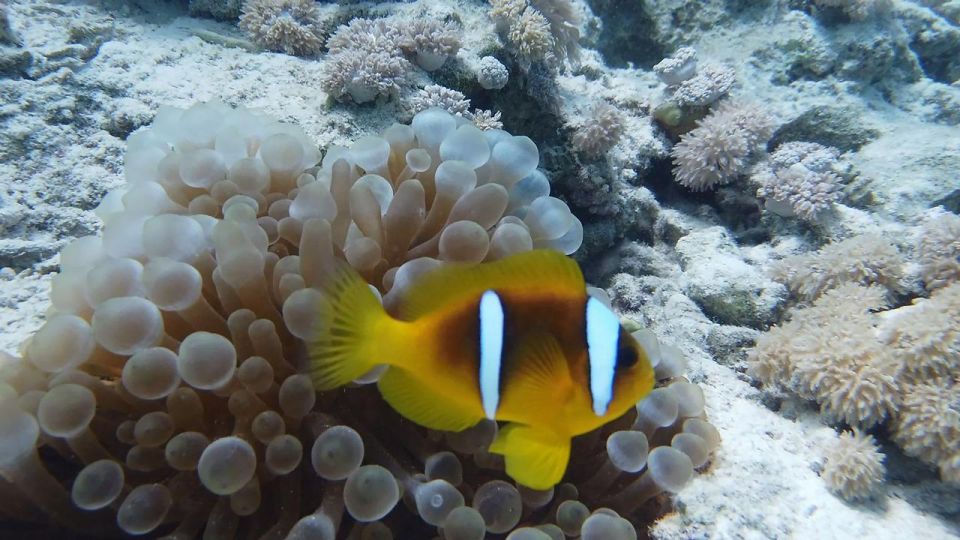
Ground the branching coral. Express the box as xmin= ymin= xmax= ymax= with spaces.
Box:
xmin=822 ymin=430 xmax=886 ymax=501
xmin=569 ymin=102 xmax=625 ymax=158
xmin=670 ymin=101 xmax=775 ymax=191
xmin=0 ymin=103 xmax=720 ymax=537
xmin=770 ymin=234 xmax=906 ymax=302
xmin=753 ymin=141 xmax=844 ymax=222
xmin=471 ymin=109 xmax=504 ymax=131
xmin=239 ymin=0 xmax=325 ymax=57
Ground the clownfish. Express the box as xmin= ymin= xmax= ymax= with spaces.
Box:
xmin=309 ymin=249 xmax=655 ymax=489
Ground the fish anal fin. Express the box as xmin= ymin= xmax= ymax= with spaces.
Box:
xmin=377 ymin=368 xmax=484 ymax=432
xmin=398 ymin=249 xmax=584 ymax=321
xmin=488 ymin=424 xmax=571 ymax=490
xmin=498 ymin=332 xmax=575 ymax=418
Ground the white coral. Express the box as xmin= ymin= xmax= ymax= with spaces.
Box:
xmin=754 ymin=142 xmax=843 ymax=222
xmin=822 ymin=430 xmax=885 ymax=502
xmin=654 ymin=47 xmax=698 ymax=86
xmin=477 ymin=56 xmax=510 ymax=90
xmin=917 ymin=208 xmax=960 ymax=291
xmin=570 ymin=102 xmax=625 ymax=157
xmin=320 ymin=18 xmax=412 ymax=103
xmin=770 ymin=234 xmax=906 ymax=301
xmin=814 ymin=0 xmax=892 ymax=20
xmin=671 ymin=101 xmax=774 ymax=191
xmin=239 ymin=0 xmax=324 ymax=57
xmin=672 ymin=64 xmax=736 ymax=107
xmin=400 ymin=19 xmax=462 ymax=71
xmin=893 ymin=380 xmax=960 ymax=469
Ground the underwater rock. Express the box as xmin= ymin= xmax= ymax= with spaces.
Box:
xmin=675 ymin=227 xmax=786 ymax=328
xmin=769 ymin=105 xmax=880 ymax=152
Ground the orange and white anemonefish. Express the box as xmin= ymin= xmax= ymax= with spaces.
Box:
xmin=309 ymin=249 xmax=655 ymax=489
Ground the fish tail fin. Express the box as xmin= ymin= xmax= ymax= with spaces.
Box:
xmin=488 ymin=424 xmax=571 ymax=490
xmin=309 ymin=262 xmax=399 ymax=390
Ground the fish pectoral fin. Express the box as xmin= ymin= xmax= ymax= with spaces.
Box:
xmin=377 ymin=368 xmax=484 ymax=432
xmin=488 ymin=424 xmax=570 ymax=490
xmin=501 ymin=331 xmax=576 ymax=411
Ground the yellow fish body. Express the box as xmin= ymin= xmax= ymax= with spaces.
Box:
xmin=309 ymin=249 xmax=655 ymax=489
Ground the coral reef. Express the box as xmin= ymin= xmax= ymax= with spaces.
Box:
xmin=769 ymin=234 xmax=906 ymax=302
xmin=748 ymin=283 xmax=899 ymax=429
xmin=398 ymin=18 xmax=461 ymax=72
xmin=477 ymin=55 xmax=510 ymax=90
xmin=189 ymin=0 xmax=243 ymax=21
xmin=238 ymin=0 xmax=325 ymax=57
xmin=814 ymin=0 xmax=893 ymax=21
xmin=670 ymin=101 xmax=775 ymax=191
xmin=570 ymin=102 xmax=625 ymax=158
xmin=0 ymin=101 xmax=717 ymax=537
xmin=916 ymin=208 xmax=960 ymax=291
xmin=893 ymin=375 xmax=960 ymax=483
xmin=752 ymin=250 xmax=959 ymax=484
xmin=320 ymin=14 xmax=462 ymax=103
xmin=653 ymin=47 xmax=697 ymax=86
xmin=0 ymin=0 xmax=21 ymax=47
xmin=670 ymin=64 xmax=736 ymax=108
xmin=752 ymin=141 xmax=844 ymax=222
xmin=490 ymin=0 xmax=580 ymax=70
xmin=4 ymin=0 xmax=960 ymax=535
xmin=406 ymin=85 xmax=504 ymax=132
xmin=320 ymin=17 xmax=411 ymax=104
xmin=408 ymin=84 xmax=472 ymax=118
xmin=822 ymin=430 xmax=886 ymax=502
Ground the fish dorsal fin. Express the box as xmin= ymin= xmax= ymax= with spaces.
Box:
xmin=498 ymin=331 xmax=576 ymax=420
xmin=488 ymin=424 xmax=571 ymax=490
xmin=377 ymin=368 xmax=484 ymax=432
xmin=397 ymin=249 xmax=584 ymax=321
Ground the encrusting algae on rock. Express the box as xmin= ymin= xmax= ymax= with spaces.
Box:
xmin=0 ymin=101 xmax=718 ymax=538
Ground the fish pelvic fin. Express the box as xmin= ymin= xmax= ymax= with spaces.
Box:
xmin=488 ymin=424 xmax=571 ymax=490
xmin=377 ymin=368 xmax=485 ymax=432
xmin=309 ymin=261 xmax=398 ymax=391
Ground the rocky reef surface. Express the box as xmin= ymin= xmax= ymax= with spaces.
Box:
xmin=0 ymin=0 xmax=958 ymax=537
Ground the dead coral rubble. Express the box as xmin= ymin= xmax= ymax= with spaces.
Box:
xmin=0 ymin=102 xmax=716 ymax=537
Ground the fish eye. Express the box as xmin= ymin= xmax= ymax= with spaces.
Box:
xmin=615 ymin=329 xmax=638 ymax=371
